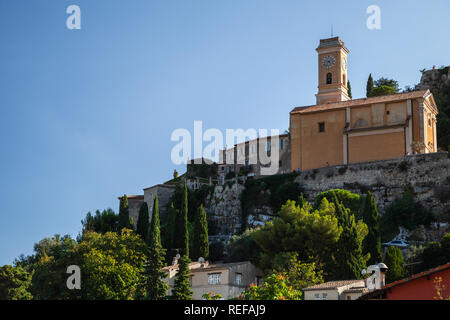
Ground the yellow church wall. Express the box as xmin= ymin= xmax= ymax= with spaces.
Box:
xmin=299 ymin=109 xmax=345 ymax=170
xmin=348 ymin=131 xmax=405 ymax=163
xmin=290 ymin=113 xmax=302 ymax=171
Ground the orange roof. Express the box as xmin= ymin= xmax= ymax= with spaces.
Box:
xmin=382 ymin=262 xmax=450 ymax=291
xmin=290 ymin=90 xmax=431 ymax=115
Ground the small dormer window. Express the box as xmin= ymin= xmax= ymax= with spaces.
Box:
xmin=326 ymin=73 xmax=332 ymax=84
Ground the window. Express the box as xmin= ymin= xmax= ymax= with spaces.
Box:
xmin=235 ymin=273 xmax=242 ymax=285
xmin=428 ymin=117 xmax=432 ymax=127
xmin=250 ymin=143 xmax=256 ymax=154
xmin=280 ymin=139 xmax=285 ymax=150
xmin=255 ymin=276 xmax=262 ymax=286
xmin=326 ymin=73 xmax=332 ymax=84
xmin=208 ymin=273 xmax=221 ymax=285
xmin=314 ymin=293 xmax=320 ymax=300
xmin=322 ymin=293 xmax=327 ymax=300
xmin=347 ymin=296 xmax=351 ymax=300
xmin=318 ymin=122 xmax=325 ymax=132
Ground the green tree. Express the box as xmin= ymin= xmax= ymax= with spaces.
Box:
xmin=366 ymin=73 xmax=374 ymax=97
xmin=0 ymin=265 xmax=33 ymax=300
xmin=347 ymin=80 xmax=352 ymax=99
xmin=142 ymin=195 xmax=169 ymax=300
xmin=240 ymin=273 xmax=302 ymax=300
xmin=368 ymin=85 xmax=397 ymax=97
xmin=252 ymin=199 xmax=342 ymax=274
xmin=174 ymin=181 xmax=189 ymax=256
xmin=384 ymin=246 xmax=407 ymax=283
xmin=136 ymin=202 xmax=150 ymax=244
xmin=419 ymin=233 xmax=450 ymax=271
xmin=81 ymin=209 xmax=118 ymax=234
xmin=225 ymin=229 xmax=260 ymax=265
xmin=161 ymin=202 xmax=177 ymax=257
xmin=314 ymin=189 xmax=361 ymax=216
xmin=118 ymin=195 xmax=131 ymax=231
xmin=374 ymin=77 xmax=400 ymax=92
xmin=332 ymin=195 xmax=368 ymax=280
xmin=78 ymin=229 xmax=147 ymax=300
xmin=172 ymin=255 xmax=192 ymax=300
xmin=271 ymin=252 xmax=323 ymax=293
xmin=361 ymin=192 xmax=382 ymax=265
xmin=192 ymin=204 xmax=209 ymax=261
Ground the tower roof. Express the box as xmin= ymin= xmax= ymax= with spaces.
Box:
xmin=316 ymin=36 xmax=346 ymax=50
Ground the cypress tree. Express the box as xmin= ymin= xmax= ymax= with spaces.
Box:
xmin=118 ymin=195 xmax=130 ymax=231
xmin=174 ymin=181 xmax=189 ymax=257
xmin=384 ymin=246 xmax=407 ymax=283
xmin=361 ymin=192 xmax=382 ymax=265
xmin=136 ymin=202 xmax=150 ymax=244
xmin=142 ymin=195 xmax=169 ymax=300
xmin=347 ymin=80 xmax=353 ymax=99
xmin=366 ymin=73 xmax=374 ymax=97
xmin=163 ymin=203 xmax=177 ymax=255
xmin=172 ymin=254 xmax=192 ymax=300
xmin=192 ymin=204 xmax=209 ymax=261
xmin=332 ymin=194 xmax=366 ymax=280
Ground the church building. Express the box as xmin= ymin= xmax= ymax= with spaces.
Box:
xmin=290 ymin=37 xmax=439 ymax=171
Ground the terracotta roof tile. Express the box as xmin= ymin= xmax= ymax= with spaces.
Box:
xmin=291 ymin=90 xmax=430 ymax=115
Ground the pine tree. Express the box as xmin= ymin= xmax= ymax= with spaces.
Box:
xmin=347 ymin=80 xmax=353 ymax=99
xmin=174 ymin=181 xmax=189 ymax=257
xmin=366 ymin=73 xmax=374 ymax=97
xmin=118 ymin=195 xmax=130 ymax=231
xmin=172 ymin=254 xmax=192 ymax=300
xmin=332 ymin=194 xmax=367 ymax=280
xmin=384 ymin=246 xmax=407 ymax=283
xmin=361 ymin=192 xmax=382 ymax=265
xmin=142 ymin=195 xmax=169 ymax=300
xmin=136 ymin=202 xmax=150 ymax=244
xmin=192 ymin=205 xmax=209 ymax=261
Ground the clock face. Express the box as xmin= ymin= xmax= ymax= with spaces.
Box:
xmin=342 ymin=57 xmax=347 ymax=70
xmin=322 ymin=55 xmax=336 ymax=69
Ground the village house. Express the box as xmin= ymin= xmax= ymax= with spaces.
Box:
xmin=290 ymin=37 xmax=438 ymax=171
xmin=360 ymin=262 xmax=450 ymax=300
xmin=218 ymin=133 xmax=290 ymax=179
xmin=163 ymin=258 xmax=263 ymax=300
xmin=303 ymin=280 xmax=368 ymax=300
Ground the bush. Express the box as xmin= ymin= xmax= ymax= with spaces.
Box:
xmin=225 ymin=229 xmax=260 ymax=265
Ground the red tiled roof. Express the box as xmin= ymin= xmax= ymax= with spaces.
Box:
xmin=290 ymin=90 xmax=431 ymax=115
xmin=382 ymin=262 xmax=450 ymax=291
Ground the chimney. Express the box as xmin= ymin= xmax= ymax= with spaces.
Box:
xmin=172 ymin=253 xmax=180 ymax=266
xmin=362 ymin=263 xmax=389 ymax=291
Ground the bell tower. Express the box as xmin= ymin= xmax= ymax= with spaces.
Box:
xmin=315 ymin=37 xmax=350 ymax=104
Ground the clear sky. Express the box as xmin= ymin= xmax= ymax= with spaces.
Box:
xmin=0 ymin=0 xmax=449 ymax=265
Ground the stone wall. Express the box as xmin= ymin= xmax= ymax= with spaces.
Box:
xmin=296 ymin=152 xmax=450 ymax=216
xmin=204 ymin=152 xmax=450 ymax=242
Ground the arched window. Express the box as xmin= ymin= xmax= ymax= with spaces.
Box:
xmin=326 ymin=73 xmax=332 ymax=84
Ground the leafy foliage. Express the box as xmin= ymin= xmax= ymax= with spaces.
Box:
xmin=225 ymin=229 xmax=260 ymax=265
xmin=367 ymin=76 xmax=400 ymax=97
xmin=240 ymin=273 xmax=302 ymax=300
xmin=136 ymin=202 xmax=150 ymax=244
xmin=314 ymin=189 xmax=361 ymax=217
xmin=418 ymin=233 xmax=450 ymax=272
xmin=384 ymin=246 xmax=407 ymax=283
xmin=240 ymin=172 xmax=302 ymax=231
xmin=192 ymin=204 xmax=209 ymax=261
xmin=172 ymin=255 xmax=192 ymax=300
xmin=141 ymin=195 xmax=169 ymax=300
xmin=360 ymin=192 xmax=382 ymax=265
xmin=380 ymin=187 xmax=434 ymax=242
xmin=118 ymin=195 xmax=132 ymax=230
xmin=252 ymin=199 xmax=342 ymax=276
xmin=81 ymin=209 xmax=118 ymax=234
xmin=0 ymin=265 xmax=33 ymax=300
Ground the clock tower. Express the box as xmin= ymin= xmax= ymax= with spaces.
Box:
xmin=315 ymin=37 xmax=350 ymax=104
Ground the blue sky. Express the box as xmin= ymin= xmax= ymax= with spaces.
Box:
xmin=0 ymin=0 xmax=449 ymax=265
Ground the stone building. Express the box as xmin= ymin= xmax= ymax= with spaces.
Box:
xmin=290 ymin=37 xmax=439 ymax=171
xmin=303 ymin=280 xmax=368 ymax=300
xmin=119 ymin=183 xmax=176 ymax=228
xmin=163 ymin=259 xmax=263 ymax=300
xmin=218 ymin=133 xmax=290 ymax=179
